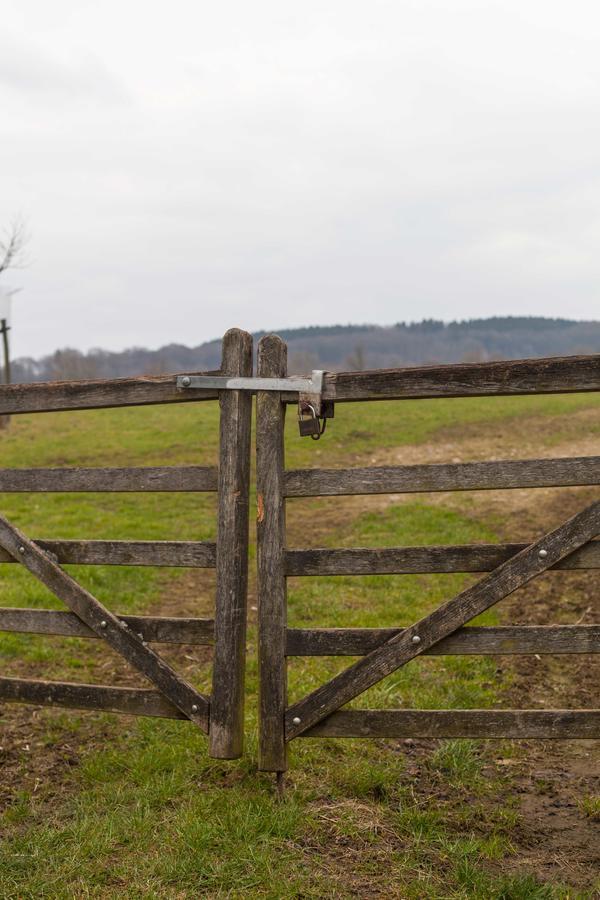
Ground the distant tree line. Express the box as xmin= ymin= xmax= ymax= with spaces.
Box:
xmin=13 ymin=317 xmax=600 ymax=382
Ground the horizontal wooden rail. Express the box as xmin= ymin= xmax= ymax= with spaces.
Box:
xmin=280 ymin=354 xmax=600 ymax=404
xmin=0 ymin=609 xmax=215 ymax=643
xmin=286 ymin=625 xmax=600 ymax=656
xmin=284 ymin=456 xmax=600 ymax=498
xmin=0 ymin=675 xmax=186 ymax=719
xmin=299 ymin=709 xmax=600 ymax=739
xmin=0 ymin=370 xmax=220 ymax=416
xmin=0 ymin=540 xmax=216 ymax=567
xmin=0 ymin=467 xmax=218 ymax=492
xmin=285 ymin=540 xmax=600 ymax=576
xmin=5 ymin=355 xmax=599 ymax=415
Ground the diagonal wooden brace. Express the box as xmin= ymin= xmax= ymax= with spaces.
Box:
xmin=286 ymin=500 xmax=600 ymax=739
xmin=0 ymin=515 xmax=209 ymax=731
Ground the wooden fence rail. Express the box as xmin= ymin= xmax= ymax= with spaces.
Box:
xmin=284 ymin=456 xmax=600 ymax=497
xmin=0 ymin=540 xmax=217 ymax=567
xmin=0 ymin=466 xmax=218 ymax=492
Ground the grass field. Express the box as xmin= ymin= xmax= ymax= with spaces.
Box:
xmin=0 ymin=390 xmax=598 ymax=898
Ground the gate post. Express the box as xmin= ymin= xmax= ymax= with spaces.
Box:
xmin=209 ymin=328 xmax=253 ymax=758
xmin=256 ymin=335 xmax=288 ymax=772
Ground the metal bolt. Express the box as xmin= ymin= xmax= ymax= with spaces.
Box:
xmin=100 ymin=620 xmax=107 ymax=628
xmin=18 ymin=546 xmax=25 ymax=554
xmin=181 ymin=375 xmax=191 ymax=387
xmin=412 ymin=634 xmax=421 ymax=645
xmin=191 ymin=704 xmax=198 ymax=713
xmin=292 ymin=716 xmax=301 ymax=725
xmin=538 ymin=549 xmax=548 ymax=559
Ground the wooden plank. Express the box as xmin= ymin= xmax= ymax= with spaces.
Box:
xmin=286 ymin=502 xmax=600 ymax=739
xmin=0 ymin=608 xmax=214 ymax=643
xmin=0 ymin=370 xmax=220 ymax=416
xmin=286 ymin=625 xmax=600 ymax=656
xmin=0 ymin=515 xmax=210 ymax=731
xmin=301 ymin=709 xmax=600 ymax=739
xmin=210 ymin=329 xmax=253 ymax=759
xmin=282 ymin=353 xmax=600 ymax=404
xmin=0 ymin=466 xmax=218 ymax=492
xmin=284 ymin=456 xmax=600 ymax=498
xmin=256 ymin=335 xmax=289 ymax=773
xmin=285 ymin=540 xmax=600 ymax=576
xmin=0 ymin=675 xmax=186 ymax=719
xmin=0 ymin=540 xmax=216 ymax=567
xmin=7 ymin=354 xmax=597 ymax=415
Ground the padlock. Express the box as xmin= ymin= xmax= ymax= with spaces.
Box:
xmin=298 ymin=402 xmax=322 ymax=438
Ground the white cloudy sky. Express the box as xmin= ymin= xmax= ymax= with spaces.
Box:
xmin=1 ymin=1 xmax=599 ymax=358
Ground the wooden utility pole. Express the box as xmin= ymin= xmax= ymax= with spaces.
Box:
xmin=0 ymin=317 xmax=10 ymax=428
xmin=1 ymin=318 xmax=11 ymax=384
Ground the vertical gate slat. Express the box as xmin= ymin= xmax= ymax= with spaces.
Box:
xmin=256 ymin=335 xmax=289 ymax=773
xmin=209 ymin=329 xmax=254 ymax=758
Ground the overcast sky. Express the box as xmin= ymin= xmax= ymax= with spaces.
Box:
xmin=1 ymin=1 xmax=599 ymax=358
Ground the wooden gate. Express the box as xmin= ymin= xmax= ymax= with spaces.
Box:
xmin=256 ymin=334 xmax=600 ymax=772
xmin=0 ymin=328 xmax=253 ymax=760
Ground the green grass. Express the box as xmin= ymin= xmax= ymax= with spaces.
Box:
xmin=283 ymin=391 xmax=600 ymax=466
xmin=578 ymin=794 xmax=600 ymax=821
xmin=0 ymin=391 xmax=597 ymax=897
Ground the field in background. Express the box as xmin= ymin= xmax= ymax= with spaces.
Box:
xmin=0 ymin=392 xmax=598 ymax=898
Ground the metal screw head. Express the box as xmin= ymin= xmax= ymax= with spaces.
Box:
xmin=100 ymin=620 xmax=107 ymax=628
xmin=292 ymin=716 xmax=301 ymax=725
xmin=538 ymin=549 xmax=548 ymax=559
xmin=191 ymin=704 xmax=198 ymax=713
xmin=411 ymin=634 xmax=421 ymax=645
xmin=18 ymin=546 xmax=25 ymax=554
xmin=181 ymin=375 xmax=191 ymax=387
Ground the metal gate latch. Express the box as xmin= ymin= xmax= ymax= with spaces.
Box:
xmin=176 ymin=369 xmax=334 ymax=439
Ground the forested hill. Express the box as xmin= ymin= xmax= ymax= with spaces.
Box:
xmin=14 ymin=317 xmax=600 ymax=382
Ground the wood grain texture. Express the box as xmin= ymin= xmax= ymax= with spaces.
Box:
xmin=286 ymin=501 xmax=600 ymax=739
xmin=0 ymin=676 xmax=186 ymax=719
xmin=0 ymin=370 xmax=220 ymax=416
xmin=286 ymin=625 xmax=600 ymax=656
xmin=256 ymin=335 xmax=289 ymax=772
xmin=210 ymin=329 xmax=253 ymax=759
xmin=0 ymin=515 xmax=210 ymax=730
xmin=301 ymin=709 xmax=600 ymax=739
xmin=0 ymin=466 xmax=218 ymax=492
xmin=280 ymin=353 xmax=600 ymax=404
xmin=284 ymin=456 xmax=600 ymax=497
xmin=0 ymin=540 xmax=217 ymax=567
xmin=0 ymin=608 xmax=215 ymax=643
xmin=285 ymin=540 xmax=600 ymax=576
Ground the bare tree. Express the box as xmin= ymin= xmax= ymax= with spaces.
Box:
xmin=345 ymin=343 xmax=367 ymax=371
xmin=0 ymin=218 xmax=29 ymax=276
xmin=288 ymin=350 xmax=319 ymax=373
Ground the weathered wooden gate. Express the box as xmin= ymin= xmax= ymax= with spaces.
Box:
xmin=256 ymin=334 xmax=600 ymax=773
xmin=0 ymin=328 xmax=253 ymax=759
xmin=2 ymin=328 xmax=599 ymax=775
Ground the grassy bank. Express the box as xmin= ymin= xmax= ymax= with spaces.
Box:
xmin=0 ymin=392 xmax=598 ymax=897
